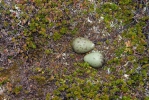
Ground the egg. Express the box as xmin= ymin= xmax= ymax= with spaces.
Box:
xmin=72 ymin=37 xmax=95 ymax=53
xmin=84 ymin=51 xmax=104 ymax=68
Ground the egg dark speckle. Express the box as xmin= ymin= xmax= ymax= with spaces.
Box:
xmin=84 ymin=51 xmax=104 ymax=68
xmin=72 ymin=37 xmax=95 ymax=53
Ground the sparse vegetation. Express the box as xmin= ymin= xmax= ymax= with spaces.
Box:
xmin=0 ymin=0 xmax=149 ymax=99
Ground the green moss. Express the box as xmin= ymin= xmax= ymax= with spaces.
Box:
xmin=13 ymin=86 xmax=22 ymax=95
xmin=60 ymin=27 xmax=68 ymax=35
xmin=27 ymin=41 xmax=36 ymax=49
xmin=122 ymin=96 xmax=134 ymax=100
xmin=99 ymin=94 xmax=109 ymax=100
xmin=30 ymin=75 xmax=46 ymax=85
xmin=1 ymin=0 xmax=148 ymax=99
xmin=52 ymin=96 xmax=62 ymax=100
xmin=115 ymin=47 xmax=125 ymax=57
xmin=0 ymin=77 xmax=8 ymax=85
xmin=46 ymin=93 xmax=51 ymax=100
xmin=52 ymin=62 xmax=102 ymax=99
xmin=44 ymin=49 xmax=52 ymax=55
xmin=142 ymin=64 xmax=149 ymax=69
xmin=70 ymin=28 xmax=78 ymax=35
xmin=52 ymin=32 xmax=61 ymax=41
xmin=144 ymin=97 xmax=149 ymax=100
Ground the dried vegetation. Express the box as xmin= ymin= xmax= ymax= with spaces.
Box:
xmin=0 ymin=0 xmax=149 ymax=99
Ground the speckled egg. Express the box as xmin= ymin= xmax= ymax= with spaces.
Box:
xmin=72 ymin=37 xmax=95 ymax=53
xmin=84 ymin=51 xmax=104 ymax=68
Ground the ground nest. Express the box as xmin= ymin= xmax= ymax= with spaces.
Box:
xmin=0 ymin=0 xmax=149 ymax=99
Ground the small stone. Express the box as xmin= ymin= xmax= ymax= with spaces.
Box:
xmin=84 ymin=51 xmax=104 ymax=68
xmin=72 ymin=37 xmax=95 ymax=53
